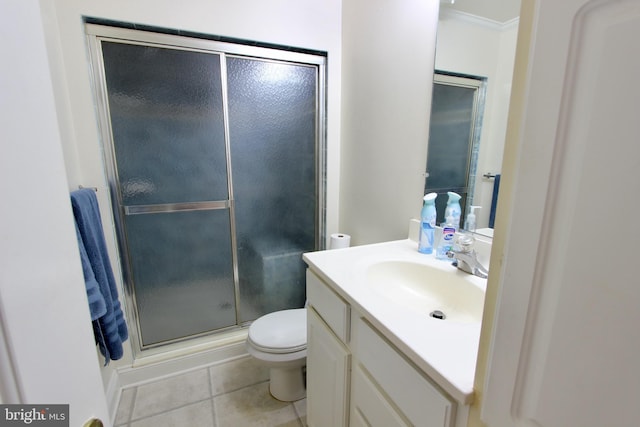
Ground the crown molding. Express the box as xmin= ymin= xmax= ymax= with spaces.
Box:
xmin=439 ymin=8 xmax=520 ymax=31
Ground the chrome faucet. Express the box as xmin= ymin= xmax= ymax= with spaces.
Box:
xmin=446 ymin=234 xmax=489 ymax=279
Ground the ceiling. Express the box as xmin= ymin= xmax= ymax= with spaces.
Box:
xmin=440 ymin=0 xmax=521 ymax=24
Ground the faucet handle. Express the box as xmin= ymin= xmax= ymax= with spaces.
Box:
xmin=456 ymin=233 xmax=475 ymax=253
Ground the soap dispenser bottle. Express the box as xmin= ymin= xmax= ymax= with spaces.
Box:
xmin=444 ymin=192 xmax=462 ymax=229
xmin=436 ymin=211 xmax=457 ymax=260
xmin=418 ymin=193 xmax=438 ymax=254
xmin=464 ymin=206 xmax=481 ymax=233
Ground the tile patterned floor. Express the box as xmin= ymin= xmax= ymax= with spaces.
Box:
xmin=114 ymin=356 xmax=307 ymax=427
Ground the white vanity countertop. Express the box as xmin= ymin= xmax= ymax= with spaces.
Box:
xmin=303 ymin=239 xmax=487 ymax=404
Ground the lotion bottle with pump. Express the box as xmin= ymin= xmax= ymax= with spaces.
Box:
xmin=436 ymin=211 xmax=457 ymax=260
xmin=444 ymin=192 xmax=462 ymax=229
xmin=464 ymin=206 xmax=481 ymax=233
xmin=418 ymin=193 xmax=438 ymax=254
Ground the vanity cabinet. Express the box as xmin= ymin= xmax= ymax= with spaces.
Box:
xmin=352 ymin=316 xmax=455 ymax=426
xmin=306 ymin=269 xmax=462 ymax=427
xmin=306 ymin=270 xmax=351 ymax=427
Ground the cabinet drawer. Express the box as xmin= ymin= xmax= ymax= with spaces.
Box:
xmin=351 ymin=364 xmax=409 ymax=427
xmin=306 ymin=269 xmax=350 ymax=343
xmin=355 ymin=317 xmax=455 ymax=427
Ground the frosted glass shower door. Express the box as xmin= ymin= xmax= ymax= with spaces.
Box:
xmin=425 ymin=73 xmax=485 ymax=224
xmin=89 ymin=24 xmax=326 ymax=352
xmin=101 ymin=42 xmax=236 ymax=347
xmin=227 ymin=58 xmax=318 ymax=322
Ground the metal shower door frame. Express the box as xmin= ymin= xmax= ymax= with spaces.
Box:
xmin=86 ymin=23 xmax=327 ymax=357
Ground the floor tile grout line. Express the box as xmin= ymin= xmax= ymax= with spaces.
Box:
xmin=127 ymin=388 xmax=304 ymax=426
xmin=126 ymin=380 xmax=282 ymax=424
xmin=124 ymin=388 xmax=307 ymax=427
xmin=126 ymin=359 xmax=260 ymax=398
xmin=292 ymin=402 xmax=300 ymax=424
xmin=128 ymin=367 xmax=213 ymax=420
xmin=210 ymin=396 xmax=218 ymax=427
xmin=290 ymin=402 xmax=304 ymax=427
xmin=126 ymin=386 xmax=138 ymax=425
xmin=118 ymin=358 xmax=308 ymax=426
xmin=294 ymin=400 xmax=308 ymax=427
xmin=128 ymin=396 xmax=214 ymax=424
xmin=207 ymin=368 xmax=218 ymax=427
xmin=211 ymin=378 xmax=271 ymax=399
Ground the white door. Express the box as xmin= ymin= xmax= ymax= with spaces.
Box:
xmin=1 ymin=1 xmax=111 ymax=425
xmin=483 ymin=1 xmax=640 ymax=426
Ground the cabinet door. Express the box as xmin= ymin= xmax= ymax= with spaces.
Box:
xmin=306 ymin=307 xmax=350 ymax=427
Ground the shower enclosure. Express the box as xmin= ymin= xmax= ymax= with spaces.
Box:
xmin=424 ymin=72 xmax=486 ymax=224
xmin=86 ymin=24 xmax=326 ymax=354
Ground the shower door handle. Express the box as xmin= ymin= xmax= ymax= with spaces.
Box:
xmin=124 ymin=200 xmax=230 ymax=215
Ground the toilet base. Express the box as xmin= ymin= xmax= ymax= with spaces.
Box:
xmin=269 ymin=365 xmax=306 ymax=402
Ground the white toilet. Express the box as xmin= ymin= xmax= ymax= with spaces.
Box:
xmin=246 ymin=308 xmax=307 ymax=401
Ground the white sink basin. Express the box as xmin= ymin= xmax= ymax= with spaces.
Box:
xmin=366 ymin=261 xmax=485 ymax=323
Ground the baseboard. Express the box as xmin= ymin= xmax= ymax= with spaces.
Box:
xmin=105 ymin=368 xmax=121 ymax=422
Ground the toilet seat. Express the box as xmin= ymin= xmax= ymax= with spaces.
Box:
xmin=248 ymin=308 xmax=306 ymax=354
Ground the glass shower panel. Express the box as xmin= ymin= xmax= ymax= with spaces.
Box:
xmin=100 ymin=40 xmax=236 ymax=347
xmin=425 ymin=83 xmax=477 ymax=224
xmin=226 ymin=58 xmax=318 ymax=322
xmin=124 ymin=210 xmax=235 ymax=346
xmin=101 ymin=42 xmax=228 ymax=205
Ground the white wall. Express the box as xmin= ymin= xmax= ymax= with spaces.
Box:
xmin=340 ymin=0 xmax=439 ymax=245
xmin=0 ymin=1 xmax=110 ymax=424
xmin=435 ymin=11 xmax=519 ymax=229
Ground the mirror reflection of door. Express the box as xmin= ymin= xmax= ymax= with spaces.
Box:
xmin=424 ymin=72 xmax=486 ymax=225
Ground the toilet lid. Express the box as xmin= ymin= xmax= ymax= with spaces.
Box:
xmin=248 ymin=308 xmax=307 ymax=354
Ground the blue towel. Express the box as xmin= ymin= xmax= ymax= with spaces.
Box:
xmin=71 ymin=189 xmax=128 ymax=365
xmin=75 ymin=221 xmax=107 ymax=321
xmin=489 ymin=174 xmax=501 ymax=228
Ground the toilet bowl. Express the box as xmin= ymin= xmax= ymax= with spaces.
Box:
xmin=246 ymin=308 xmax=307 ymax=402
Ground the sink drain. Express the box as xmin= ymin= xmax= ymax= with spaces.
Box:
xmin=429 ymin=310 xmax=446 ymax=320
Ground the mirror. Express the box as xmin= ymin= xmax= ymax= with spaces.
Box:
xmin=427 ymin=0 xmax=521 ymax=237
xmin=425 ymin=72 xmax=487 ymax=228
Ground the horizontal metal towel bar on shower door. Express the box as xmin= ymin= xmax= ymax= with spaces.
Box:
xmin=123 ymin=200 xmax=230 ymax=215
